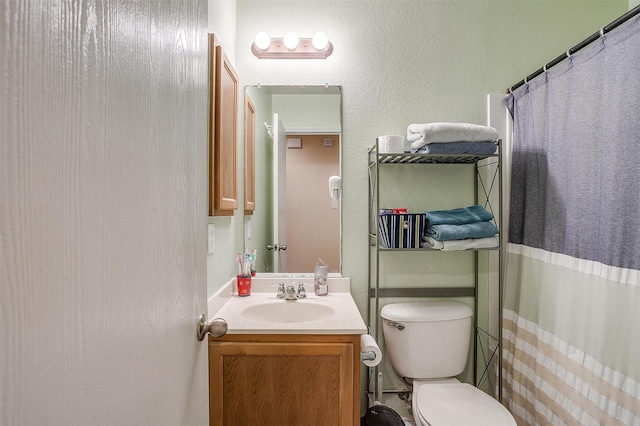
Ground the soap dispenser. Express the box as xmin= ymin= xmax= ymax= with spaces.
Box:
xmin=314 ymin=258 xmax=329 ymax=296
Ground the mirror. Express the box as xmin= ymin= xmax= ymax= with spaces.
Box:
xmin=244 ymin=85 xmax=342 ymax=275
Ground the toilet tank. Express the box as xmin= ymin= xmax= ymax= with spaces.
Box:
xmin=381 ymin=301 xmax=473 ymax=379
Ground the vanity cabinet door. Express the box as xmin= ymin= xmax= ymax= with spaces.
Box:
xmin=209 ymin=334 xmax=360 ymax=426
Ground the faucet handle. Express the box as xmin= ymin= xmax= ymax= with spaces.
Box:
xmin=297 ymin=283 xmax=306 ymax=299
xmin=276 ymin=283 xmax=286 ymax=299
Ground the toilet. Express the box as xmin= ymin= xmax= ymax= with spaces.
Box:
xmin=381 ymin=301 xmax=516 ymax=426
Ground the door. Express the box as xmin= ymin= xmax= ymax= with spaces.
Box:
xmin=285 ymin=134 xmax=340 ymax=272
xmin=0 ymin=1 xmax=209 ymax=424
xmin=271 ymin=113 xmax=288 ymax=272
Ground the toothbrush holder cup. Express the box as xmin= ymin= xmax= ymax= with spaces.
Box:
xmin=237 ymin=275 xmax=252 ymax=297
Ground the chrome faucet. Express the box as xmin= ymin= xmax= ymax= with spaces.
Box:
xmin=277 ymin=282 xmax=307 ymax=300
xmin=285 ymin=285 xmax=297 ymax=300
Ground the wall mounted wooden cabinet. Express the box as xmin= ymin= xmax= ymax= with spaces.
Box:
xmin=209 ymin=34 xmax=239 ymax=216
xmin=243 ymin=95 xmax=256 ymax=214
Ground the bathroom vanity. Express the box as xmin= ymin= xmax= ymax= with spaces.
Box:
xmin=207 ymin=278 xmax=367 ymax=426
xmin=209 ymin=333 xmax=360 ymax=425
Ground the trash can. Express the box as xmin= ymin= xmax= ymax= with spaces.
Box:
xmin=360 ymin=404 xmax=406 ymax=426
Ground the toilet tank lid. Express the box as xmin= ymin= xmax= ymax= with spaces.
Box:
xmin=381 ymin=301 xmax=472 ymax=322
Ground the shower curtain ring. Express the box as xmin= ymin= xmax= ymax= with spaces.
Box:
xmin=599 ymin=27 xmax=605 ymax=38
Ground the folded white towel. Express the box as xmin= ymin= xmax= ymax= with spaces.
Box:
xmin=421 ymin=236 xmax=500 ymax=251
xmin=422 ymin=237 xmax=445 ymax=250
xmin=407 ymin=122 xmax=498 ymax=149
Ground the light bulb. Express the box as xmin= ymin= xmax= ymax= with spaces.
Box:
xmin=312 ymin=32 xmax=329 ymax=51
xmin=254 ymin=32 xmax=271 ymax=51
xmin=283 ymin=32 xmax=299 ymax=50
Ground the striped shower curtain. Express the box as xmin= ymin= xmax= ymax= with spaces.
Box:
xmin=502 ymin=13 xmax=640 ymax=426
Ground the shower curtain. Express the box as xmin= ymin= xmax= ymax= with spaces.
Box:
xmin=502 ymin=13 xmax=640 ymax=426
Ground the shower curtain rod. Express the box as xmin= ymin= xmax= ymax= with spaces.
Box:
xmin=506 ymin=5 xmax=640 ymax=94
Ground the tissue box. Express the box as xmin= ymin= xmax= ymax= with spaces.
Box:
xmin=378 ymin=213 xmax=426 ymax=248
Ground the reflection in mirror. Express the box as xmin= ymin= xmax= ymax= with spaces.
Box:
xmin=244 ymin=85 xmax=342 ymax=275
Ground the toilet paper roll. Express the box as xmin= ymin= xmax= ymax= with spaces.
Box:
xmin=377 ymin=135 xmax=404 ymax=153
xmin=360 ymin=334 xmax=382 ymax=367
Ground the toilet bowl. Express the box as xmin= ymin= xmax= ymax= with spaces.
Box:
xmin=381 ymin=301 xmax=515 ymax=426
xmin=413 ymin=380 xmax=515 ymax=426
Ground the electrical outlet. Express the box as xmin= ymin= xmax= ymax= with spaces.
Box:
xmin=208 ymin=224 xmax=215 ymax=255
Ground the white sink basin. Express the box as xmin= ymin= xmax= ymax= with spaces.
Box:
xmin=238 ymin=300 xmax=336 ymax=323
xmin=211 ymin=278 xmax=368 ymax=334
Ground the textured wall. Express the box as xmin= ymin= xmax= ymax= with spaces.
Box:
xmin=234 ymin=0 xmax=628 ymax=315
xmin=1 ymin=1 xmax=209 ymax=424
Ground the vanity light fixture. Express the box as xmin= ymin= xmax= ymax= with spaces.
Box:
xmin=312 ymin=32 xmax=329 ymax=51
xmin=254 ymin=32 xmax=271 ymax=51
xmin=251 ymin=31 xmax=333 ymax=59
xmin=282 ymin=32 xmax=299 ymax=50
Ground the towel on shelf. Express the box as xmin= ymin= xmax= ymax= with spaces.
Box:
xmin=407 ymin=122 xmax=498 ymax=149
xmin=411 ymin=141 xmax=497 ymax=155
xmin=421 ymin=236 xmax=500 ymax=251
xmin=424 ymin=221 xmax=499 ymax=241
xmin=425 ymin=205 xmax=493 ymax=225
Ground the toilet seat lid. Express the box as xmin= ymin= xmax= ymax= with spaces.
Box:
xmin=415 ymin=383 xmax=515 ymax=426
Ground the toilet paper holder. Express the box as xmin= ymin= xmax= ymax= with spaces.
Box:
xmin=361 ymin=351 xmax=376 ymax=362
xmin=360 ymin=333 xmax=382 ymax=367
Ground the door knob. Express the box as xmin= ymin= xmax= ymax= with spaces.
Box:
xmin=267 ymin=244 xmax=288 ymax=251
xmin=196 ymin=314 xmax=228 ymax=341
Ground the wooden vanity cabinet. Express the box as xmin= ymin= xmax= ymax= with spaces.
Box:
xmin=209 ymin=334 xmax=361 ymax=426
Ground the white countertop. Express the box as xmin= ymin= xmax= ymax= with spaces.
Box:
xmin=209 ymin=277 xmax=367 ymax=335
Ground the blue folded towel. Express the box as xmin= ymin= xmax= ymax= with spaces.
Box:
xmin=411 ymin=141 xmax=497 ymax=155
xmin=425 ymin=205 xmax=493 ymax=225
xmin=425 ymin=221 xmax=499 ymax=241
